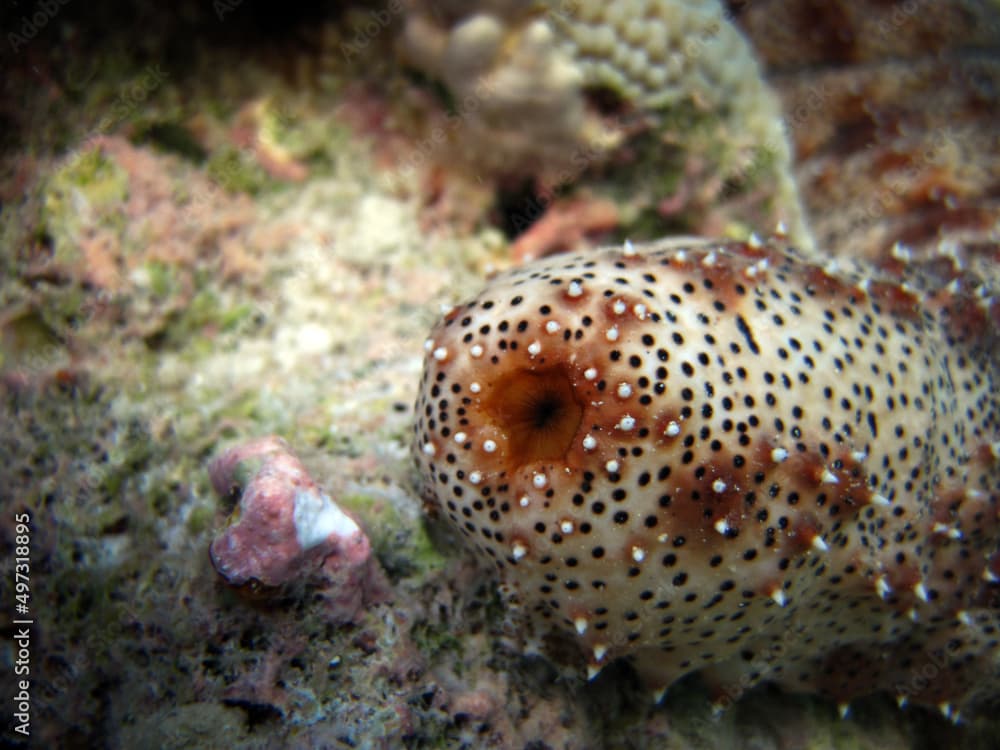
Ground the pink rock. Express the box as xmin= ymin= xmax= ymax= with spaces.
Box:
xmin=208 ymin=436 xmax=383 ymax=621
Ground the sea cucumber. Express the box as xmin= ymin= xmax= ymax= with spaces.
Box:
xmin=413 ymin=235 xmax=1000 ymax=718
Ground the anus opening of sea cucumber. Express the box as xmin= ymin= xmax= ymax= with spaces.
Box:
xmin=484 ymin=365 xmax=584 ymax=467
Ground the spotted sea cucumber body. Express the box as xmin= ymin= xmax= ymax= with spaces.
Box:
xmin=413 ymin=237 xmax=1000 ymax=716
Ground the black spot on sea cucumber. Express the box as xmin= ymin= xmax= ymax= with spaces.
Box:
xmin=735 ymin=314 xmax=760 ymax=355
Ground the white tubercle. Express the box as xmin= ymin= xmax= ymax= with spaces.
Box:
xmin=891 ymin=241 xmax=913 ymax=262
xmin=875 ymin=575 xmax=892 ymax=600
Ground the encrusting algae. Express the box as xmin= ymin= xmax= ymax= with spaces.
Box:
xmin=413 ymin=233 xmax=1000 ymax=720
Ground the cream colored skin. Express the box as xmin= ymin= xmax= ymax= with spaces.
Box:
xmin=414 ymin=237 xmax=1000 ymax=717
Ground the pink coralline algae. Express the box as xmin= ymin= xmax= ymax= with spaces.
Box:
xmin=209 ymin=436 xmax=382 ymax=622
xmin=413 ymin=235 xmax=1000 ymax=719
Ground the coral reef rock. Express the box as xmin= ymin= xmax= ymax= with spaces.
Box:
xmin=413 ymin=235 xmax=1000 ymax=718
xmin=210 ymin=436 xmax=382 ymax=621
xmin=398 ymin=0 xmax=806 ymax=239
